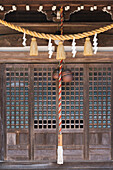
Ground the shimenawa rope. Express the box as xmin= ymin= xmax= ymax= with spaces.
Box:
xmin=0 ymin=19 xmax=113 ymax=40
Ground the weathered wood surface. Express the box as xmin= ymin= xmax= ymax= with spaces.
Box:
xmin=0 ymin=51 xmax=112 ymax=63
xmin=0 ymin=0 xmax=113 ymax=21
xmin=1 ymin=0 xmax=113 ymax=5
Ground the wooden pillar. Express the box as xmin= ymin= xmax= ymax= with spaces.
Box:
xmin=83 ymin=64 xmax=89 ymax=160
xmin=29 ymin=65 xmax=34 ymax=160
xmin=0 ymin=64 xmax=5 ymax=160
xmin=111 ymin=63 xmax=113 ymax=160
xmin=0 ymin=64 xmax=3 ymax=160
xmin=0 ymin=12 xmax=5 ymax=20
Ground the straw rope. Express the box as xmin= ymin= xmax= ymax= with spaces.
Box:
xmin=0 ymin=19 xmax=113 ymax=40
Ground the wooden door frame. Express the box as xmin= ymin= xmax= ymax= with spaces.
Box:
xmin=1 ymin=62 xmax=113 ymax=161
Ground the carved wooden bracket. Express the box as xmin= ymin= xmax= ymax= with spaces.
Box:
xmin=0 ymin=12 xmax=5 ymax=20
xmin=43 ymin=6 xmax=80 ymax=22
xmin=110 ymin=10 xmax=113 ymax=20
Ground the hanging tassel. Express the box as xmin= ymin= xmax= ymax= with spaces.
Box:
xmin=56 ymin=41 xmax=66 ymax=60
xmin=30 ymin=37 xmax=38 ymax=56
xmin=83 ymin=37 xmax=93 ymax=56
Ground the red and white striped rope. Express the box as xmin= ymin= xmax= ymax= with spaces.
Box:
xmin=58 ymin=59 xmax=63 ymax=134
xmin=60 ymin=6 xmax=63 ymax=35
xmin=58 ymin=6 xmax=64 ymax=134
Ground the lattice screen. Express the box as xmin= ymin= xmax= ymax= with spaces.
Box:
xmin=61 ymin=66 xmax=84 ymax=129
xmin=34 ymin=65 xmax=57 ymax=129
xmin=89 ymin=66 xmax=111 ymax=129
xmin=33 ymin=65 xmax=84 ymax=129
xmin=6 ymin=65 xmax=29 ymax=129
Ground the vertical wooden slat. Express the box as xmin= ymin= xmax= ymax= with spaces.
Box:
xmin=0 ymin=64 xmax=4 ymax=160
xmin=111 ymin=63 xmax=113 ymax=160
xmin=29 ymin=64 xmax=34 ymax=160
xmin=2 ymin=64 xmax=6 ymax=160
xmin=83 ymin=64 xmax=89 ymax=160
xmin=0 ymin=64 xmax=2 ymax=160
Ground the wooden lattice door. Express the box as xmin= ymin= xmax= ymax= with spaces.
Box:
xmin=88 ymin=64 xmax=112 ymax=160
xmin=3 ymin=63 xmax=113 ymax=162
xmin=32 ymin=64 xmax=57 ymax=161
xmin=32 ymin=64 xmax=84 ymax=161
xmin=5 ymin=64 xmax=30 ymax=160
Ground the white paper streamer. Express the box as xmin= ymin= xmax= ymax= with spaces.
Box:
xmin=48 ymin=39 xmax=53 ymax=58
xmin=93 ymin=33 xmax=98 ymax=54
xmin=22 ymin=33 xmax=27 ymax=47
xmin=57 ymin=146 xmax=63 ymax=164
xmin=72 ymin=38 xmax=77 ymax=57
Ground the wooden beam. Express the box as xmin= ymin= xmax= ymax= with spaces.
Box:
xmin=0 ymin=0 xmax=113 ymax=5
xmin=0 ymin=51 xmax=112 ymax=63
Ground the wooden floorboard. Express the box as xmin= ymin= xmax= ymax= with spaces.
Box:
xmin=1 ymin=161 xmax=113 ymax=170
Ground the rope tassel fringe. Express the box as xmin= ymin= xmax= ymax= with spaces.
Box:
xmin=83 ymin=37 xmax=93 ymax=56
xmin=30 ymin=37 xmax=38 ymax=56
xmin=56 ymin=41 xmax=66 ymax=60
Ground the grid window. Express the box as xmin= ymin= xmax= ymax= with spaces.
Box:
xmin=33 ymin=66 xmax=57 ymax=129
xmin=61 ymin=67 xmax=84 ymax=129
xmin=33 ymin=66 xmax=84 ymax=129
xmin=6 ymin=65 xmax=29 ymax=129
xmin=89 ymin=66 xmax=111 ymax=129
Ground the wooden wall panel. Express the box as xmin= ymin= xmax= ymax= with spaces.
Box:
xmin=7 ymin=150 xmax=29 ymax=160
xmin=34 ymin=150 xmax=56 ymax=161
xmin=19 ymin=133 xmax=28 ymax=145
xmin=63 ymin=150 xmax=83 ymax=161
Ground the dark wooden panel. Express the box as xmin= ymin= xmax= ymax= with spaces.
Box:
xmin=34 ymin=150 xmax=56 ymax=161
xmin=89 ymin=133 xmax=99 ymax=145
xmin=46 ymin=133 xmax=56 ymax=145
xmin=7 ymin=150 xmax=29 ymax=160
xmin=89 ymin=149 xmax=111 ymax=161
xmin=102 ymin=133 xmax=111 ymax=145
xmin=63 ymin=133 xmax=83 ymax=146
xmin=90 ymin=132 xmax=111 ymax=145
xmin=63 ymin=150 xmax=83 ymax=161
xmin=8 ymin=145 xmax=28 ymax=150
xmin=19 ymin=133 xmax=28 ymax=145
xmin=35 ymin=133 xmax=56 ymax=145
xmin=63 ymin=134 xmax=73 ymax=145
xmin=35 ymin=133 xmax=45 ymax=145
xmin=73 ymin=133 xmax=83 ymax=145
xmin=35 ymin=145 xmax=56 ymax=150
